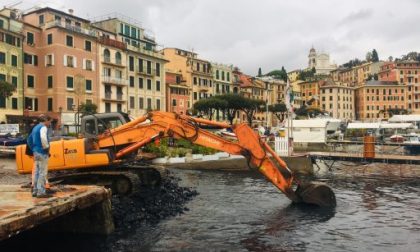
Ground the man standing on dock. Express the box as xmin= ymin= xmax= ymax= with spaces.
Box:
xmin=28 ymin=115 xmax=53 ymax=198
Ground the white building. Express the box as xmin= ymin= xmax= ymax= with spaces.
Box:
xmin=308 ymin=47 xmax=337 ymax=75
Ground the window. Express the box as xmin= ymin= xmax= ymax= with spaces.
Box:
xmin=130 ymin=76 xmax=134 ymax=87
xmin=27 ymin=32 xmax=34 ymax=45
xmin=0 ymin=97 xmax=5 ymax=108
xmin=48 ymin=76 xmax=53 ymax=88
xmin=0 ymin=52 xmax=5 ymax=64
xmin=85 ymin=59 xmax=93 ymax=70
xmin=11 ymin=76 xmax=17 ymax=87
xmin=24 ymin=53 xmax=38 ymax=65
xmin=216 ymin=70 xmax=219 ymax=79
xmin=39 ymin=15 xmax=44 ymax=25
xmin=129 ymin=56 xmax=134 ymax=71
xmin=130 ymin=96 xmax=135 ymax=109
xmin=67 ymin=97 xmax=74 ymax=111
xmin=193 ymin=77 xmax=197 ymax=85
xmin=12 ymin=98 xmax=17 ymax=109
xmin=47 ymin=34 xmax=53 ymax=44
xmin=66 ymin=76 xmax=74 ymax=89
xmin=138 ymin=59 xmax=144 ymax=73
xmin=147 ymin=61 xmax=152 ymax=74
xmin=139 ymin=97 xmax=144 ymax=109
xmin=24 ymin=97 xmax=37 ymax=111
xmin=0 ymin=19 xmax=3 ymax=29
xmin=131 ymin=27 xmax=137 ymax=38
xmin=156 ymin=81 xmax=160 ymax=91
xmin=156 ymin=99 xmax=161 ymax=110
xmin=156 ymin=63 xmax=160 ymax=76
xmin=86 ymin=79 xmax=92 ymax=92
xmin=103 ymin=49 xmax=110 ymax=62
xmin=147 ymin=79 xmax=152 ymax=90
xmin=65 ymin=55 xmax=75 ymax=67
xmin=66 ymin=35 xmax=73 ymax=47
xmin=124 ymin=24 xmax=130 ymax=36
xmin=222 ymin=71 xmax=225 ymax=81
xmin=105 ymin=103 xmax=111 ymax=113
xmin=55 ymin=15 xmax=61 ymax=21
xmin=85 ymin=40 xmax=91 ymax=51
xmin=11 ymin=55 xmax=17 ymax=67
xmin=194 ymin=92 xmax=197 ymax=100
xmin=147 ymin=98 xmax=152 ymax=109
xmin=172 ymin=99 xmax=177 ymax=106
xmin=139 ymin=78 xmax=143 ymax=89
xmin=115 ymin=52 xmax=121 ymax=64
xmin=45 ymin=54 xmax=53 ymax=66
xmin=27 ymin=75 xmax=34 ymax=88
xmin=47 ymin=98 xmax=53 ymax=111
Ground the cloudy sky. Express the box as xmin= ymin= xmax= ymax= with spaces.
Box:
xmin=18 ymin=0 xmax=420 ymax=74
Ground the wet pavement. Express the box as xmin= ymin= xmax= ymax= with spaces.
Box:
xmin=0 ymin=157 xmax=419 ymax=251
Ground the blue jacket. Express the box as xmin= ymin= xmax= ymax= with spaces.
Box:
xmin=27 ymin=124 xmax=50 ymax=155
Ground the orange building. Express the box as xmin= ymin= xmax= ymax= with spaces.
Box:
xmin=355 ymin=81 xmax=407 ymax=120
xmin=378 ymin=61 xmax=420 ymax=113
xmin=298 ymin=80 xmax=320 ymax=108
xmin=22 ymin=8 xmax=99 ymax=126
xmin=165 ymin=70 xmax=190 ymax=115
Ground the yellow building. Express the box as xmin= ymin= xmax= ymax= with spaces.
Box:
xmin=0 ymin=8 xmax=24 ymax=123
xmin=162 ymin=48 xmax=213 ymax=110
xmin=287 ymin=69 xmax=300 ymax=82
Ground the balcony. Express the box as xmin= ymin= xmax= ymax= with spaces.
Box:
xmin=136 ymin=66 xmax=158 ymax=77
xmin=46 ymin=21 xmax=97 ymax=37
xmin=101 ymin=56 xmax=125 ymax=68
xmin=126 ymin=44 xmax=166 ymax=60
xmin=98 ymin=37 xmax=126 ymax=50
xmin=102 ymin=75 xmax=128 ymax=86
xmin=103 ymin=92 xmax=126 ymax=102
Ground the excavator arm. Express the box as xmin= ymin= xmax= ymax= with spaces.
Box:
xmin=96 ymin=112 xmax=335 ymax=206
xmin=15 ymin=111 xmax=336 ymax=207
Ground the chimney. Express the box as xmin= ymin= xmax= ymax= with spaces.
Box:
xmin=68 ymin=9 xmax=74 ymax=15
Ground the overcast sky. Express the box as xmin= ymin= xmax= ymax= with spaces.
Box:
xmin=17 ymin=0 xmax=420 ymax=75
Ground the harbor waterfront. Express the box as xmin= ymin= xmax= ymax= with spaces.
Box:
xmin=0 ymin=158 xmax=419 ymax=251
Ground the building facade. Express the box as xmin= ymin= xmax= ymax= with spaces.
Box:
xmin=0 ymin=8 xmax=24 ymax=123
xmin=308 ymin=47 xmax=337 ymax=75
xmin=93 ymin=16 xmax=167 ymax=117
xmin=355 ymin=81 xmax=407 ymax=120
xmin=22 ymin=7 xmax=99 ymax=129
xmin=165 ymin=69 xmax=190 ymax=115
xmin=162 ymin=48 xmax=213 ymax=111
xmin=319 ymin=79 xmax=355 ymax=120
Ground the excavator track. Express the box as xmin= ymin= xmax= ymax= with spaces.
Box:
xmin=49 ymin=164 xmax=162 ymax=196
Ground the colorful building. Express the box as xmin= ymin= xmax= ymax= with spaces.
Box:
xmin=162 ymin=48 xmax=213 ymax=110
xmin=355 ymin=81 xmax=407 ymax=120
xmin=93 ymin=15 xmax=167 ymax=117
xmin=22 ymin=7 xmax=99 ymax=130
xmin=0 ymin=8 xmax=24 ymax=123
xmin=319 ymin=79 xmax=355 ymax=120
xmin=165 ymin=69 xmax=190 ymax=115
xmin=298 ymin=80 xmax=320 ymax=109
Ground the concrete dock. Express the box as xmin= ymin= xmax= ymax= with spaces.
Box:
xmin=0 ymin=185 xmax=114 ymax=240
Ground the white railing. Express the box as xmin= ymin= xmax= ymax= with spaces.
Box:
xmin=274 ymin=137 xmax=289 ymax=156
xmin=102 ymin=75 xmax=127 ymax=85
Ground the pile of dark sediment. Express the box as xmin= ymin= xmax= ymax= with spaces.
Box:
xmin=111 ymin=173 xmax=198 ymax=233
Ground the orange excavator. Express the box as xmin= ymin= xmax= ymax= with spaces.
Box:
xmin=15 ymin=111 xmax=336 ymax=207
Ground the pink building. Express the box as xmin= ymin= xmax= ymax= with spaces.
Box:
xmin=22 ymin=7 xmax=99 ymax=125
xmin=165 ymin=70 xmax=190 ymax=115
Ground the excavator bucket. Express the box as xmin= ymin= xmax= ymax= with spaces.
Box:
xmin=295 ymin=182 xmax=336 ymax=208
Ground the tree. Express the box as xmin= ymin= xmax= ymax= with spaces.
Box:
xmin=371 ymin=49 xmax=379 ymax=62
xmin=193 ymin=97 xmax=227 ymax=120
xmin=257 ymin=67 xmax=262 ymax=77
xmin=218 ymin=94 xmax=245 ymax=125
xmin=388 ymin=56 xmax=393 ymax=62
xmin=0 ymin=80 xmax=16 ymax=99
xmin=79 ymin=102 xmax=98 ymax=116
xmin=294 ymin=105 xmax=324 ymax=119
xmin=242 ymin=98 xmax=265 ymax=125
xmin=266 ymin=66 xmax=287 ymax=82
xmin=366 ymin=51 xmax=373 ymax=62
xmin=268 ymin=103 xmax=287 ymax=122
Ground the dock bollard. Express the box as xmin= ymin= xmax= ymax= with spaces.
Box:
xmin=363 ymin=135 xmax=375 ymax=158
